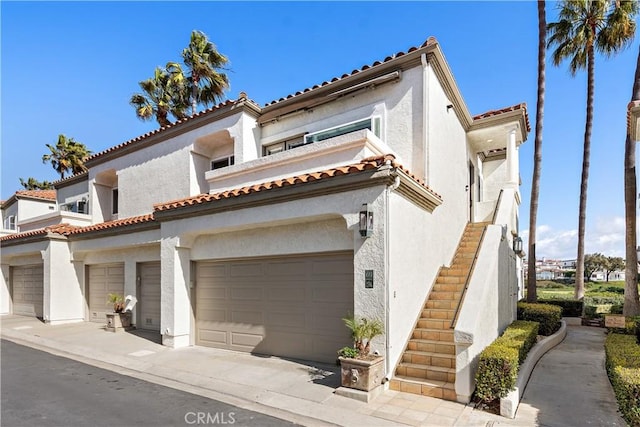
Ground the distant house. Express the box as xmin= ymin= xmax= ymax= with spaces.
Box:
xmin=1 ymin=37 xmax=528 ymax=403
xmin=0 ymin=190 xmax=58 ymax=237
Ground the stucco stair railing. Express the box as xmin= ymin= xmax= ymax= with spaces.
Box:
xmin=389 ymin=222 xmax=489 ymax=401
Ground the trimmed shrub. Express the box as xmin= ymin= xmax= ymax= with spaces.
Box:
xmin=517 ymin=302 xmax=561 ymax=336
xmin=538 ymin=299 xmax=583 ymax=317
xmin=498 ymin=321 xmax=539 ymax=363
xmin=475 ymin=344 xmax=519 ymax=402
xmin=605 ymin=334 xmax=640 ymax=426
xmin=474 ymin=320 xmax=540 ymax=402
xmin=585 ymin=295 xmax=624 ymax=306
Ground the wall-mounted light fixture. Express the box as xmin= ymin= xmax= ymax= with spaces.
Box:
xmin=446 ymin=104 xmax=454 ymax=112
xmin=359 ymin=203 xmax=374 ymax=238
xmin=513 ymin=236 xmax=523 ymax=255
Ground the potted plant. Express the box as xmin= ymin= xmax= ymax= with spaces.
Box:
xmin=105 ymin=293 xmax=131 ymax=331
xmin=337 ymin=314 xmax=385 ymax=392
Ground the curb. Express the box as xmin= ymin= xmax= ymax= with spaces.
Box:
xmin=500 ymin=319 xmax=567 ymax=418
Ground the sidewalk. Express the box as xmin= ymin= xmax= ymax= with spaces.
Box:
xmin=0 ymin=315 xmax=623 ymax=426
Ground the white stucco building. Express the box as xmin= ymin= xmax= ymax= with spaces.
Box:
xmin=1 ymin=37 xmax=528 ymax=403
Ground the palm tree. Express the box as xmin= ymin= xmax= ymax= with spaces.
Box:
xmin=181 ymin=30 xmax=229 ymax=116
xmin=130 ymin=63 xmax=188 ymax=127
xmin=42 ymin=134 xmax=91 ymax=180
xmin=624 ymin=44 xmax=640 ymax=316
xmin=527 ymin=0 xmax=547 ymax=303
xmin=19 ymin=177 xmax=53 ymax=190
xmin=547 ymin=0 xmax=638 ymax=299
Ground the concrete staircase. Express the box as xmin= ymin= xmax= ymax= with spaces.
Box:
xmin=389 ymin=222 xmax=487 ymax=401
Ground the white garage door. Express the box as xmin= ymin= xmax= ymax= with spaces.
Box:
xmin=12 ymin=265 xmax=44 ymax=318
xmin=196 ymin=252 xmax=354 ymax=363
xmin=138 ymin=262 xmax=161 ymax=331
xmin=88 ymin=264 xmax=124 ymax=323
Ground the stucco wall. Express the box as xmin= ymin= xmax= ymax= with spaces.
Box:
xmin=260 ymin=67 xmax=422 ymax=174
xmin=0 ymin=263 xmax=11 ymax=314
xmin=57 ymin=179 xmax=89 ymax=205
xmin=482 ymin=158 xmax=506 ymax=202
xmin=45 ymin=239 xmax=84 ymax=324
xmin=88 ymin=112 xmax=246 ymax=218
xmin=17 ymin=199 xmax=57 ymax=223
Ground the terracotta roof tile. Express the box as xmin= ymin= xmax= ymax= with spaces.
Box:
xmin=263 ymin=37 xmax=438 ymax=108
xmin=473 ymin=103 xmax=531 ymax=133
xmin=15 ymin=189 xmax=57 ymax=201
xmin=0 ymin=215 xmax=156 ymax=243
xmin=627 ymin=100 xmax=640 ymax=132
xmin=63 ymin=214 xmax=155 ymax=235
xmin=154 ymin=154 xmax=441 ymax=212
xmin=0 ymin=223 xmax=75 ymax=242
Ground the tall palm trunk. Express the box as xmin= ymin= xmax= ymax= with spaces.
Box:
xmin=191 ymin=75 xmax=198 ymax=116
xmin=527 ymin=1 xmax=546 ymax=303
xmin=575 ymin=44 xmax=595 ymax=300
xmin=624 ymin=45 xmax=640 ymax=316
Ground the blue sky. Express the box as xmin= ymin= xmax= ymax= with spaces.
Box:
xmin=1 ymin=1 xmax=637 ymax=259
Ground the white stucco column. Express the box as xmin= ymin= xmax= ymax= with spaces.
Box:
xmin=505 ymin=126 xmax=519 ymax=189
xmin=160 ymin=236 xmax=192 ymax=348
xmin=0 ymin=263 xmax=11 ymax=314
xmin=46 ymin=239 xmax=84 ymax=324
xmin=232 ymin=112 xmax=260 ymax=164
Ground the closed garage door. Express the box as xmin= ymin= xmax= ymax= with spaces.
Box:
xmin=196 ymin=252 xmax=354 ymax=363
xmin=138 ymin=262 xmax=161 ymax=331
xmin=12 ymin=265 xmax=44 ymax=318
xmin=88 ymin=264 xmax=124 ymax=323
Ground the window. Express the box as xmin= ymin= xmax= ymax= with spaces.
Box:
xmin=304 ymin=117 xmax=381 ymax=145
xmin=211 ymin=155 xmax=235 ymax=170
xmin=263 ymin=117 xmax=381 ymax=157
xmin=60 ymin=199 xmax=88 ymax=214
xmin=112 ymin=188 xmax=118 ymax=215
xmin=4 ymin=215 xmax=16 ymax=230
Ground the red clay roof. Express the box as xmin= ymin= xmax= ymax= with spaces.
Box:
xmin=0 ymin=215 xmax=156 ymax=242
xmin=473 ymin=103 xmax=531 ymax=132
xmin=63 ymin=214 xmax=155 ymax=235
xmin=155 ymin=154 xmax=441 ymax=212
xmin=263 ymin=37 xmax=438 ymax=108
xmin=15 ymin=190 xmax=57 ymax=201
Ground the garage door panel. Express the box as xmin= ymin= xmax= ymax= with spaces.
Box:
xmin=12 ymin=265 xmax=44 ymax=318
xmin=139 ymin=262 xmax=161 ymax=331
xmin=196 ymin=252 xmax=353 ymax=363
xmin=230 ymin=287 xmax=263 ymax=301
xmin=89 ymin=263 xmax=124 ymax=323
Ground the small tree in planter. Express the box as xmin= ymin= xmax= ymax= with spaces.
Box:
xmin=337 ymin=315 xmax=385 ymax=392
xmin=105 ymin=293 xmax=131 ymax=331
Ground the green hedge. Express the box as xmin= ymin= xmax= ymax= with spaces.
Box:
xmin=538 ymin=299 xmax=583 ymax=317
xmin=474 ymin=320 xmax=539 ymax=402
xmin=605 ymin=334 xmax=640 ymax=426
xmin=517 ymin=302 xmax=561 ymax=336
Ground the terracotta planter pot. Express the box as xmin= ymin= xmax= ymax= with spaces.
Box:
xmin=338 ymin=356 xmax=384 ymax=391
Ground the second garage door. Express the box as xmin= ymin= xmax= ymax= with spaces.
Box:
xmin=138 ymin=262 xmax=161 ymax=331
xmin=88 ymin=264 xmax=124 ymax=323
xmin=12 ymin=265 xmax=44 ymax=318
xmin=196 ymin=252 xmax=354 ymax=363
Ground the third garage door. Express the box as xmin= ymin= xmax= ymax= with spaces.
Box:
xmin=196 ymin=252 xmax=354 ymax=363
xmin=88 ymin=264 xmax=124 ymax=323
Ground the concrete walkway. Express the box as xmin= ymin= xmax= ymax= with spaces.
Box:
xmin=0 ymin=316 xmax=624 ymax=426
xmin=463 ymin=325 xmax=626 ymax=426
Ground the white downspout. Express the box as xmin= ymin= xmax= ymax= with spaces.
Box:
xmin=421 ymin=53 xmax=430 ymax=186
xmin=384 ymin=173 xmax=401 ymax=382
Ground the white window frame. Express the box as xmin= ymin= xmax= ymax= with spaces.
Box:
xmin=304 ymin=116 xmax=381 ymax=145
xmin=5 ymin=215 xmax=16 ymax=230
xmin=211 ymin=155 xmax=235 ymax=170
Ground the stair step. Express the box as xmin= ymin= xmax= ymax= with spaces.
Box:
xmin=407 ymin=338 xmax=456 ymax=354
xmin=435 ymin=277 xmax=465 ymax=285
xmin=396 ymin=362 xmax=456 ymax=382
xmin=433 ymin=283 xmax=465 ymax=293
xmin=417 ymin=318 xmax=450 ymax=330
xmin=425 ymin=300 xmax=457 ymax=309
xmin=389 ymin=376 xmax=457 ymax=401
xmin=429 ymin=291 xmax=462 ymax=301
xmin=412 ymin=328 xmax=454 ymax=341
xmin=422 ymin=308 xmax=455 ymax=320
xmin=402 ymin=350 xmax=456 ymax=368
xmin=439 ymin=268 xmax=468 ymax=277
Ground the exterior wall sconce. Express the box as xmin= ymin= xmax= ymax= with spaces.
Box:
xmin=513 ymin=236 xmax=523 ymax=255
xmin=359 ymin=203 xmax=374 ymax=238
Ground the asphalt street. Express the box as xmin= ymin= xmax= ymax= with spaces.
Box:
xmin=1 ymin=339 xmax=300 ymax=427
